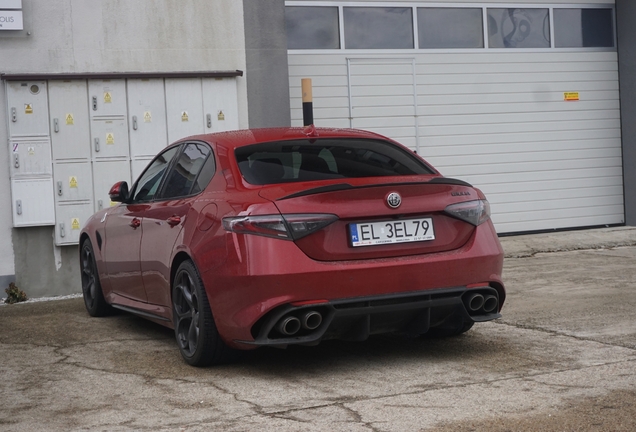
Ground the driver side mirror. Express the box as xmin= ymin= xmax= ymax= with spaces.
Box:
xmin=108 ymin=181 xmax=129 ymax=203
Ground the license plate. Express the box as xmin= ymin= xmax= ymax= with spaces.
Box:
xmin=349 ymin=218 xmax=435 ymax=247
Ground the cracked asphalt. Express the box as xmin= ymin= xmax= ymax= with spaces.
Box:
xmin=1 ymin=227 xmax=636 ymax=431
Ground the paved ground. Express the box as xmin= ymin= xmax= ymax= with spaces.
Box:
xmin=1 ymin=227 xmax=636 ymax=431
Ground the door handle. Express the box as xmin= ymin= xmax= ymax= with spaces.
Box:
xmin=129 ymin=218 xmax=141 ymax=228
xmin=167 ymin=216 xmax=181 ymax=227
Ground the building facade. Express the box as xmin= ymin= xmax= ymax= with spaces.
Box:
xmin=1 ymin=0 xmax=635 ymax=297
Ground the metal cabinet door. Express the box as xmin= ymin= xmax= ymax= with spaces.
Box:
xmin=127 ymin=79 xmax=169 ymax=159
xmin=202 ymin=78 xmax=239 ymax=133
xmin=10 ymin=139 xmax=52 ymax=177
xmin=6 ymin=81 xmax=50 ymax=138
xmin=55 ymin=201 xmax=95 ymax=246
xmin=90 ymin=118 xmax=131 ymax=160
xmin=165 ymin=78 xmax=204 ymax=143
xmin=48 ymin=81 xmax=91 ymax=161
xmin=11 ymin=178 xmax=55 ymax=227
xmin=53 ymin=161 xmax=94 ymax=203
xmin=88 ymin=80 xmax=127 ymax=118
xmin=92 ymin=160 xmax=131 ymax=212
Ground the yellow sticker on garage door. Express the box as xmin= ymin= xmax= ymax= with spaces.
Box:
xmin=564 ymin=92 xmax=580 ymax=101
xmin=71 ymin=218 xmax=81 ymax=230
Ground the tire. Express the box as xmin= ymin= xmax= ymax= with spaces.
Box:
xmin=172 ymin=260 xmax=238 ymax=366
xmin=80 ymin=239 xmax=111 ymax=317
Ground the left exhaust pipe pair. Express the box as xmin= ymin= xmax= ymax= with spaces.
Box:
xmin=276 ymin=310 xmax=323 ymax=336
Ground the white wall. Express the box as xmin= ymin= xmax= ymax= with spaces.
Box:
xmin=0 ymin=0 xmax=249 ymax=289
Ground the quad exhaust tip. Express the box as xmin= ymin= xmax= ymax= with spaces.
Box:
xmin=483 ymin=295 xmax=498 ymax=313
xmin=276 ymin=310 xmax=323 ymax=336
xmin=466 ymin=293 xmax=485 ymax=312
xmin=464 ymin=291 xmax=499 ymax=315
xmin=276 ymin=316 xmax=301 ymax=336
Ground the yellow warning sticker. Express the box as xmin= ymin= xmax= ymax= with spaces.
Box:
xmin=144 ymin=111 xmax=152 ymax=123
xmin=218 ymin=110 xmax=225 ymax=121
xmin=181 ymin=111 xmax=189 ymax=122
xmin=69 ymin=176 xmax=78 ymax=188
xmin=106 ymin=133 xmax=115 ymax=145
xmin=564 ymin=92 xmax=580 ymax=101
xmin=28 ymin=146 xmax=35 ymax=155
xmin=66 ymin=113 xmax=74 ymax=125
xmin=104 ymin=92 xmax=112 ymax=103
xmin=25 ymin=104 xmax=33 ymax=114
xmin=71 ymin=218 xmax=81 ymax=230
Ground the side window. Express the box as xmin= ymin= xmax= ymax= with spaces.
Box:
xmin=132 ymin=146 xmax=180 ymax=202
xmin=161 ymin=143 xmax=212 ymax=199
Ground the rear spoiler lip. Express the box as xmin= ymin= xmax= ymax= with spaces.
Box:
xmin=276 ymin=177 xmax=473 ymax=201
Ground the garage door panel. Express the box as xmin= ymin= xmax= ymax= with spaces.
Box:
xmin=423 ymin=129 xmax=621 ymax=148
xmin=482 ymin=176 xmax=623 ymax=195
xmin=419 ymin=101 xmax=620 ymax=117
xmin=416 ymin=61 xmax=617 ymax=75
xmin=464 ymin=166 xmax=623 ymax=187
xmin=422 ymin=119 xmax=620 ymax=136
xmin=417 ymin=80 xmax=619 ymax=95
xmin=417 ymin=71 xmax=618 ymax=86
xmin=427 ymin=147 xmax=623 ymax=167
xmin=418 ymin=90 xmax=619 ymax=106
xmin=289 ymin=46 xmax=623 ymax=233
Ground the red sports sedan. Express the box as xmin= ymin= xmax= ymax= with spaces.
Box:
xmin=80 ymin=126 xmax=505 ymax=366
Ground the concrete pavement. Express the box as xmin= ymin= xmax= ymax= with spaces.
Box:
xmin=1 ymin=227 xmax=636 ymax=431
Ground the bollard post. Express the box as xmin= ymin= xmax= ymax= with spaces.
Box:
xmin=302 ymin=78 xmax=314 ymax=126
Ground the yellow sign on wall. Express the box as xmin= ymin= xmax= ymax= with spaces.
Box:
xmin=66 ymin=113 xmax=74 ymax=125
xmin=71 ymin=218 xmax=81 ymax=230
xmin=69 ymin=176 xmax=78 ymax=188
xmin=564 ymin=92 xmax=580 ymax=101
xmin=104 ymin=92 xmax=112 ymax=103
xmin=106 ymin=133 xmax=115 ymax=145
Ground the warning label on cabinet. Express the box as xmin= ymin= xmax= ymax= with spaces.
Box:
xmin=66 ymin=113 xmax=74 ymax=125
xmin=106 ymin=133 xmax=115 ymax=145
xmin=69 ymin=176 xmax=78 ymax=188
xmin=71 ymin=218 xmax=81 ymax=230
xmin=564 ymin=92 xmax=580 ymax=101
xmin=181 ymin=111 xmax=189 ymax=122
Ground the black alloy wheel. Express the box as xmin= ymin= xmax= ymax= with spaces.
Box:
xmin=172 ymin=260 xmax=238 ymax=366
xmin=80 ymin=239 xmax=111 ymax=317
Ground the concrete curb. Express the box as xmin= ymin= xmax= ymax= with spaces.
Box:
xmin=500 ymin=226 xmax=636 ymax=258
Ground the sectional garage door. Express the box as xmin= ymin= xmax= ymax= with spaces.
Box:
xmin=286 ymin=2 xmax=623 ymax=233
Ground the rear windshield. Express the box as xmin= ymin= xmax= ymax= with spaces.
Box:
xmin=235 ymin=138 xmax=434 ymax=185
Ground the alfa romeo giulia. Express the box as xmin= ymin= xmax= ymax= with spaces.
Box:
xmin=80 ymin=126 xmax=505 ymax=366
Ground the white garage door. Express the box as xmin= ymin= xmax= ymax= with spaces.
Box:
xmin=286 ymin=1 xmax=623 ymax=233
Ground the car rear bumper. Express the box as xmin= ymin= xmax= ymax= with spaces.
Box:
xmin=237 ymin=285 xmax=501 ymax=347
xmin=201 ymin=221 xmax=504 ymax=348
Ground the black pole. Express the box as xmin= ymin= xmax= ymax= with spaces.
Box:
xmin=302 ymin=78 xmax=313 ymax=126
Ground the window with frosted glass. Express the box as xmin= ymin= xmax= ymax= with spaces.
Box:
xmin=554 ymin=8 xmax=614 ymax=48
xmin=285 ymin=6 xmax=340 ymax=49
xmin=344 ymin=7 xmax=414 ymax=49
xmin=488 ymin=8 xmax=550 ymax=48
xmin=418 ymin=8 xmax=483 ymax=48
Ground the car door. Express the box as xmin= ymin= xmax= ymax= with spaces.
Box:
xmin=102 ymin=145 xmax=181 ymax=302
xmin=141 ymin=142 xmax=216 ymax=306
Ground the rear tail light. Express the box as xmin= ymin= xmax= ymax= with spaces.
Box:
xmin=444 ymin=200 xmax=491 ymax=226
xmin=222 ymin=214 xmax=338 ymax=240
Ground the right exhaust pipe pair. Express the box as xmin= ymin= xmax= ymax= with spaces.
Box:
xmin=465 ymin=292 xmax=498 ymax=314
xmin=276 ymin=310 xmax=323 ymax=336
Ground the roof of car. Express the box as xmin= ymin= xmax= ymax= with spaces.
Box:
xmin=182 ymin=126 xmax=392 ymax=150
